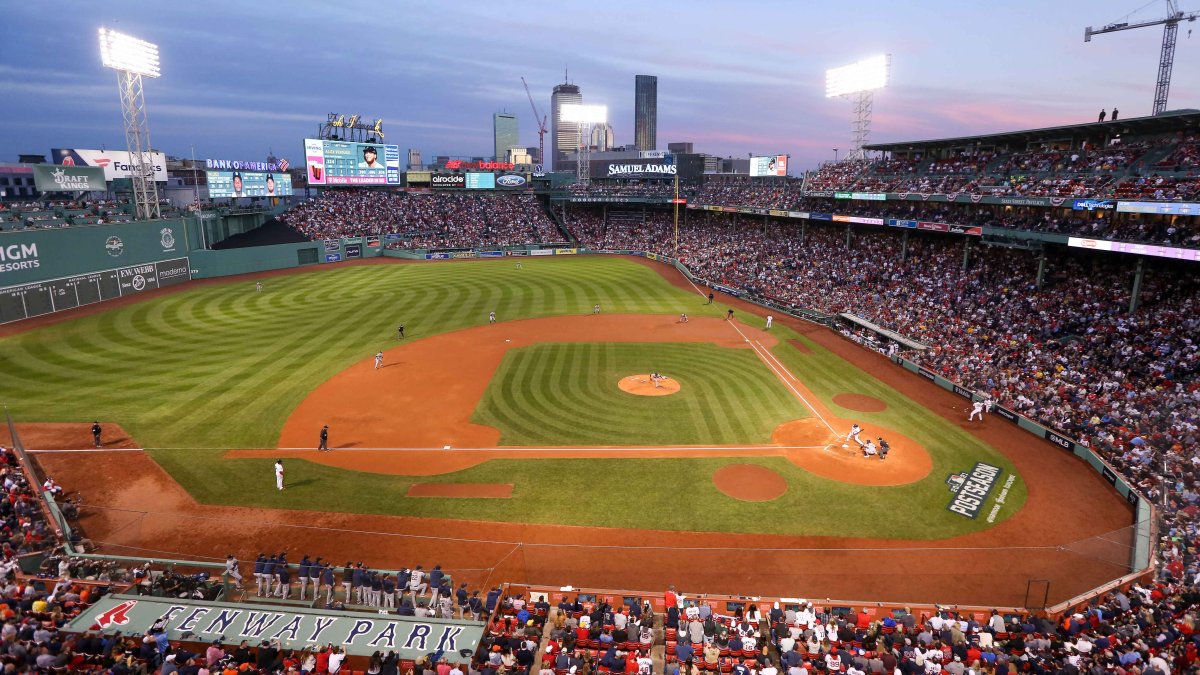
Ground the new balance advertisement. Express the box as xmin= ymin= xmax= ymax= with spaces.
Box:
xmin=51 ymin=148 xmax=168 ymax=182
xmin=32 ymin=165 xmax=106 ymax=192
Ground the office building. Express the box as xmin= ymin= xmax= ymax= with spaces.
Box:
xmin=667 ymin=142 xmax=693 ymax=155
xmin=590 ymin=124 xmax=615 ymax=151
xmin=493 ymin=112 xmax=519 ymax=163
xmin=634 ymin=75 xmax=658 ymax=152
xmin=550 ymin=81 xmax=582 ymax=171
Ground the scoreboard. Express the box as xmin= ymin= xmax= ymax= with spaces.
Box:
xmin=304 ymin=139 xmax=401 ymax=186
xmin=0 ymin=257 xmax=190 ymax=324
xmin=207 ymin=171 xmax=293 ymax=198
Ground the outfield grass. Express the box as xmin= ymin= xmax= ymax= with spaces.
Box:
xmin=0 ymin=256 xmax=1025 ymax=536
xmin=473 ymin=342 xmax=809 ymax=446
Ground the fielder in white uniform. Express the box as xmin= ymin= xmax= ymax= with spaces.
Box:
xmin=275 ymin=460 xmax=285 ymax=491
xmin=374 ymin=351 xmax=383 ymax=369
xmin=225 ymin=554 xmax=243 ymax=588
xmin=765 ymin=315 xmax=773 ymax=329
xmin=488 ymin=311 xmax=496 ymax=324
xmin=969 ymin=400 xmax=985 ymax=421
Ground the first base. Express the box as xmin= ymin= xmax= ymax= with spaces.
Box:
xmin=841 ymin=444 xmax=849 ymax=449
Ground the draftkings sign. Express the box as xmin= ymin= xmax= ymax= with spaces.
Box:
xmin=33 ymin=165 xmax=106 ymax=192
xmin=67 ymin=595 xmax=483 ymax=659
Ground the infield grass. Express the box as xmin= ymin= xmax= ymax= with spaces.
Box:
xmin=0 ymin=256 xmax=1026 ymax=536
xmin=473 ymin=342 xmax=809 ymax=446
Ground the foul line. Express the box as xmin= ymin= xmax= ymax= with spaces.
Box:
xmin=177 ymin=444 xmax=830 ymax=453
xmin=27 ymin=447 xmax=145 ymax=454
xmin=683 ymin=275 xmax=836 ymax=435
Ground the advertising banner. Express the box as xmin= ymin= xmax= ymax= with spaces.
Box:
xmin=344 ymin=243 xmax=362 ymax=258
xmin=945 ymin=462 xmax=1003 ymax=519
xmin=1116 ymin=200 xmax=1200 ymax=216
xmin=323 ymin=240 xmax=341 ymax=253
xmin=479 ymin=251 xmax=504 ymax=258
xmin=1072 ymin=199 xmax=1116 ymax=211
xmin=1067 ymin=236 xmax=1200 ymax=262
xmin=431 ymin=174 xmax=466 ymax=189
xmin=596 ymin=160 xmax=677 ymax=179
xmin=0 ymin=257 xmax=190 ymax=325
xmin=495 ymin=174 xmax=528 ymax=188
xmin=67 ymin=595 xmax=482 ymax=659
xmin=51 ymin=148 xmax=168 ymax=182
xmin=749 ymin=155 xmax=787 ymax=177
xmin=303 ymin=139 xmax=401 ymax=186
xmin=33 ymin=165 xmax=106 ymax=192
xmin=366 ymin=236 xmax=381 ymax=248
xmin=325 ymin=253 xmax=342 ymax=262
xmin=529 ymin=249 xmax=554 ymax=256
xmin=206 ymin=172 xmax=293 ymax=198
xmin=554 ymin=248 xmax=578 ymax=255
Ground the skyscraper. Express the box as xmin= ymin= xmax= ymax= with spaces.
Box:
xmin=634 ymin=75 xmax=657 ymax=152
xmin=493 ymin=112 xmax=519 ymax=163
xmin=551 ymin=81 xmax=582 ymax=171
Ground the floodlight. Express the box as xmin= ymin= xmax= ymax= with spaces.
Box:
xmin=825 ymin=55 xmax=888 ymax=98
xmin=99 ymin=28 xmax=161 ymax=78
xmin=560 ymin=104 xmax=608 ymax=124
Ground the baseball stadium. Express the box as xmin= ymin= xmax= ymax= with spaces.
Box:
xmin=0 ymin=4 xmax=1198 ymax=675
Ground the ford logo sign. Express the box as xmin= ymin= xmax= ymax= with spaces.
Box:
xmin=496 ymin=174 xmax=526 ymax=187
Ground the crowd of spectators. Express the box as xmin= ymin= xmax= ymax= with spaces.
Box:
xmin=566 ymin=184 xmax=675 ymax=197
xmin=281 ymin=191 xmax=562 ymax=247
xmin=651 ymin=582 xmax=1200 ymax=675
xmin=565 ymin=208 xmax=1200 ymax=559
xmin=0 ymin=200 xmax=135 ymax=231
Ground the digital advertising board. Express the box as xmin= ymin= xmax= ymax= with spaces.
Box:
xmin=465 ymin=172 xmax=495 ymax=189
xmin=749 ymin=155 xmax=788 ymax=177
xmin=430 ymin=173 xmax=465 ymax=189
xmin=52 ymin=148 xmax=168 ymax=182
xmin=206 ymin=171 xmax=294 ymax=198
xmin=304 ymin=139 xmax=400 ymax=186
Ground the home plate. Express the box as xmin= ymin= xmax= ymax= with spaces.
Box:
xmin=505 ymin=339 xmax=511 ymax=342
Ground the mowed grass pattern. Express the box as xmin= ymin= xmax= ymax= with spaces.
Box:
xmin=0 ymin=257 xmax=711 ymax=449
xmin=473 ymin=342 xmax=810 ymax=446
xmin=0 ymin=256 xmax=1026 ymax=537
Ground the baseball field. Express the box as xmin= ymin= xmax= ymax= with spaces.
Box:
xmin=0 ymin=255 xmax=1136 ymax=605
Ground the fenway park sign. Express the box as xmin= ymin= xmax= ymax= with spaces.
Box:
xmin=68 ymin=595 xmax=483 ymax=659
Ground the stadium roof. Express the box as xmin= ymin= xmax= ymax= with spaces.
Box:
xmin=865 ymin=109 xmax=1200 ymax=153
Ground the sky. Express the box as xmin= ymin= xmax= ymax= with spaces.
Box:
xmin=1 ymin=0 xmax=1198 ymax=172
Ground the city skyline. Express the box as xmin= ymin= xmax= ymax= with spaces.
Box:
xmin=1 ymin=1 xmax=1198 ymax=171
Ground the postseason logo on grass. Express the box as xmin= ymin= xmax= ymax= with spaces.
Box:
xmin=946 ymin=462 xmax=1002 ymax=519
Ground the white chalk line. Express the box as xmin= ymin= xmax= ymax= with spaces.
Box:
xmin=207 ymin=444 xmax=830 ymax=453
xmin=27 ymin=447 xmax=145 ymax=454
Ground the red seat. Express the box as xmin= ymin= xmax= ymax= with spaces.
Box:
xmin=666 ymin=629 xmax=678 ymax=640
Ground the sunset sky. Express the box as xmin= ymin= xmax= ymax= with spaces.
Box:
xmin=2 ymin=0 xmax=1198 ymax=170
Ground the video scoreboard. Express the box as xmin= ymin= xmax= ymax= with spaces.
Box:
xmin=304 ymin=139 xmax=401 ymax=186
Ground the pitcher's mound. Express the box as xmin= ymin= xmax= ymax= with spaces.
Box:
xmin=618 ymin=374 xmax=680 ymax=396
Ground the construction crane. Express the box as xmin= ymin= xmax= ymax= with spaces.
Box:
xmin=521 ymin=77 xmax=549 ymax=168
xmin=1085 ymin=0 xmax=1198 ymax=115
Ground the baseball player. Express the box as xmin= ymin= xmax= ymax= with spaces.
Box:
xmin=726 ymin=309 xmax=734 ymax=321
xmin=374 ymin=351 xmax=383 ymax=370
xmin=845 ymin=424 xmax=863 ymax=446
xmin=397 ymin=324 xmax=405 ymax=339
xmin=593 ymin=304 xmax=601 ymax=314
xmin=878 ymin=437 xmax=890 ymax=460
xmin=680 ymin=313 xmax=689 ymax=323
xmin=984 ymin=396 xmax=994 ymax=413
xmin=969 ymin=400 xmax=985 ymax=421
xmin=861 ymin=440 xmax=877 ymax=458
xmin=255 ymin=281 xmax=263 ymax=293
xmin=765 ymin=315 xmax=774 ymax=329
xmin=91 ymin=421 xmax=102 ymax=448
xmin=318 ymin=425 xmax=329 ymax=451
xmin=488 ymin=311 xmax=496 ymax=324
xmin=298 ymin=555 xmax=312 ymax=600
xmin=253 ymin=553 xmax=267 ymax=596
xmin=225 ymin=554 xmax=243 ymax=590
xmin=515 ymin=262 xmax=523 ymax=269
xmin=274 ymin=460 xmax=285 ymax=491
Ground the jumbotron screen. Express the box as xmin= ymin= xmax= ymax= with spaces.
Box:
xmin=304 ymin=139 xmax=401 ymax=186
xmin=749 ymin=155 xmax=788 ymax=177
xmin=206 ymin=171 xmax=294 ymax=198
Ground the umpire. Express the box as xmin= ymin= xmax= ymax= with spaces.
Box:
xmin=318 ymin=425 xmax=329 ymax=451
xmin=91 ymin=421 xmax=102 ymax=448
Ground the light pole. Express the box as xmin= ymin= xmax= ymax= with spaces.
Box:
xmin=833 ymin=149 xmax=839 ymax=163
xmin=99 ymin=28 xmax=162 ymax=221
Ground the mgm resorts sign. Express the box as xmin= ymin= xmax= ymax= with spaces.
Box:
xmin=600 ymin=160 xmax=677 ymax=178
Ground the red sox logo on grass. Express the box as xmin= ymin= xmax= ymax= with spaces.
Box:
xmin=91 ymin=599 xmax=138 ymax=630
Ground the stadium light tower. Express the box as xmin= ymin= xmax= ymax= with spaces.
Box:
xmin=99 ymin=27 xmax=162 ymax=220
xmin=560 ymin=104 xmax=608 ymax=184
xmin=825 ymin=55 xmax=890 ymax=161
